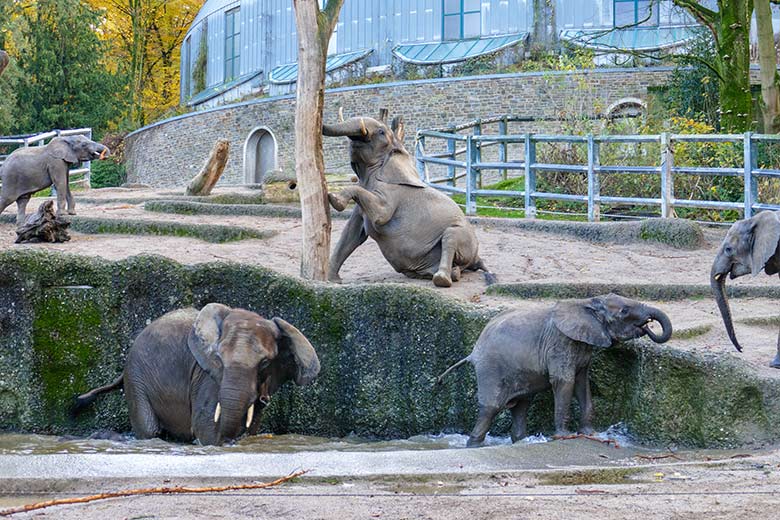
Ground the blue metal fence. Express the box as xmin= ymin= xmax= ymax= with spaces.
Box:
xmin=414 ymin=116 xmax=780 ymax=221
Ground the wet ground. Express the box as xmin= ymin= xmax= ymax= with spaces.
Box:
xmin=0 ymin=433 xmax=778 ymax=519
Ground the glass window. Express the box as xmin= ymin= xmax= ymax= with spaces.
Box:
xmin=183 ymin=36 xmax=191 ymax=97
xmin=224 ymin=7 xmax=241 ymax=81
xmin=614 ymin=0 xmax=658 ymax=27
xmin=442 ymin=0 xmax=482 ymax=40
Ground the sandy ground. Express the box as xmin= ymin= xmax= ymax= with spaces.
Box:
xmin=2 ymin=189 xmax=779 ymax=375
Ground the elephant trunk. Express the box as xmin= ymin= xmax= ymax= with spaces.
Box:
xmin=711 ymin=263 xmax=743 ymax=352
xmin=98 ymin=145 xmax=110 ymax=160
xmin=642 ymin=306 xmax=673 ymax=344
xmin=323 ymin=117 xmax=378 ymax=138
xmin=216 ymin=368 xmax=257 ymax=441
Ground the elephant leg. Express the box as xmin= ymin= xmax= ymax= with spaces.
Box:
xmin=434 ymin=226 xmax=472 ymax=288
xmin=0 ymin=196 xmax=14 ymax=217
xmin=574 ymin=368 xmax=594 ymax=434
xmin=15 ymin=196 xmax=31 ymax=226
xmin=467 ymin=403 xmax=501 ymax=447
xmin=328 ymin=208 xmax=368 ymax=283
xmin=451 ymin=265 xmax=462 ymax=282
xmin=552 ymin=379 xmax=575 ymax=436
xmin=330 ymin=186 xmax=393 ymax=227
xmin=66 ymin=186 xmax=76 ymax=215
xmin=509 ymin=398 xmax=531 ymax=443
xmin=50 ymin=165 xmax=69 ymax=217
xmin=127 ymin=393 xmax=160 ymax=439
xmin=771 ymin=327 xmax=780 ymax=369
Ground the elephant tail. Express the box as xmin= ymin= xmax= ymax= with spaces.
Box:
xmin=473 ymin=258 xmax=497 ymax=286
xmin=435 ymin=357 xmax=470 ymax=386
xmin=70 ymin=374 xmax=123 ymax=417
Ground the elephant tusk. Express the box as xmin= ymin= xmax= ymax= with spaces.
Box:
xmin=99 ymin=149 xmax=107 ymax=160
xmin=246 ymin=403 xmax=255 ymax=429
xmin=714 ymin=273 xmax=722 ymax=281
xmin=360 ymin=118 xmax=368 ymax=136
xmin=339 ymin=106 xmax=345 ymax=123
xmin=213 ymin=402 xmax=221 ymax=423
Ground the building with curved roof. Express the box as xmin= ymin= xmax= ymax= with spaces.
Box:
xmin=180 ymin=1 xmax=712 ymax=109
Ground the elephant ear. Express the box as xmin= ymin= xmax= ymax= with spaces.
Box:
xmin=272 ymin=317 xmax=320 ymax=386
xmin=551 ymin=298 xmax=612 ymax=348
xmin=376 ymin=164 xmax=426 ymax=188
xmin=188 ymin=303 xmax=231 ymax=380
xmin=47 ymin=137 xmax=79 ymax=164
xmin=750 ymin=211 xmax=780 ymax=276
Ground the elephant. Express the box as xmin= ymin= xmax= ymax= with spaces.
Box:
xmin=711 ymin=210 xmax=780 ymax=368
xmin=73 ymin=304 xmax=321 ymax=445
xmin=437 ymin=294 xmax=672 ymax=446
xmin=323 ymin=112 xmax=494 ymax=288
xmin=0 ymin=135 xmax=109 ymax=225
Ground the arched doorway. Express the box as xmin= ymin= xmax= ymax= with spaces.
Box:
xmin=243 ymin=126 xmax=278 ymax=184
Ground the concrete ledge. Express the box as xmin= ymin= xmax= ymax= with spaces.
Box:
xmin=0 ymin=215 xmax=275 ymax=243
xmin=143 ymin=200 xmax=352 ymax=220
xmin=487 ymin=282 xmax=780 ymax=301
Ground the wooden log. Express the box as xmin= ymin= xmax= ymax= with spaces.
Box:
xmin=185 ymin=139 xmax=230 ymax=196
xmin=15 ymin=201 xmax=71 ymax=244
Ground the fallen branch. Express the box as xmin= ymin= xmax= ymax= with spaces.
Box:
xmin=552 ymin=433 xmax=621 ymax=449
xmin=635 ymin=453 xmax=683 ymax=462
xmin=0 ymin=469 xmax=308 ymax=517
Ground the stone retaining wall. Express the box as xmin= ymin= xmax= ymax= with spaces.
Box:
xmin=1 ymin=249 xmax=778 ymax=447
xmin=125 ymin=68 xmax=676 ymax=188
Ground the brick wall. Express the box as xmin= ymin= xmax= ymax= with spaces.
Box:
xmin=125 ymin=67 xmax=676 ymax=188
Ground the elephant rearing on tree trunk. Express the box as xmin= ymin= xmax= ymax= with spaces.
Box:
xmin=323 ymin=112 xmax=494 ymax=288
xmin=711 ymin=210 xmax=780 ymax=368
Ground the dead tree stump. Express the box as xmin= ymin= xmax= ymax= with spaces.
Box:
xmin=15 ymin=201 xmax=71 ymax=243
xmin=185 ymin=139 xmax=230 ymax=196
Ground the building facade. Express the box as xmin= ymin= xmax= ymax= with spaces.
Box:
xmin=180 ymin=0 xmax=710 ymax=108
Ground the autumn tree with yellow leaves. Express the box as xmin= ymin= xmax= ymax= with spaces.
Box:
xmin=86 ymin=0 xmax=203 ymax=127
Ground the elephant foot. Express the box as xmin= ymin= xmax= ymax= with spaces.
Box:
xmin=328 ymin=193 xmax=347 ymax=212
xmin=579 ymin=425 xmax=595 ymax=436
xmin=770 ymin=353 xmax=780 ymax=369
xmin=328 ymin=272 xmax=343 ymax=284
xmin=67 ymin=210 xmax=77 ymax=216
xmin=451 ymin=266 xmax=462 ymax=282
xmin=553 ymin=430 xmax=574 ymax=439
xmin=466 ymin=436 xmax=484 ymax=448
xmin=433 ymin=270 xmax=453 ymax=288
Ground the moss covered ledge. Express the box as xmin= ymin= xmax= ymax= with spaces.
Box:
xmin=0 ymin=249 xmax=777 ymax=448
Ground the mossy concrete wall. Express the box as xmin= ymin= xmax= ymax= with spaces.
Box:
xmin=1 ymin=250 xmax=778 ymax=448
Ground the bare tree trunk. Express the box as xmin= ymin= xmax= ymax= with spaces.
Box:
xmin=757 ymin=0 xmax=780 ymax=133
xmin=293 ymin=0 xmax=344 ymax=281
xmin=186 ymin=139 xmax=230 ymax=196
xmin=0 ymin=50 xmax=8 ymax=76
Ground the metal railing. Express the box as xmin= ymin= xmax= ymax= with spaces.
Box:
xmin=415 ymin=116 xmax=780 ymax=221
xmin=0 ymin=128 xmax=94 ymax=190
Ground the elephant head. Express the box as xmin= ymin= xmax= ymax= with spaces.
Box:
xmin=552 ymin=294 xmax=673 ymax=347
xmin=187 ymin=303 xmax=320 ymax=441
xmin=322 ymin=111 xmax=424 ymax=187
xmin=47 ymin=135 xmax=109 ymax=165
xmin=711 ymin=211 xmax=780 ymax=352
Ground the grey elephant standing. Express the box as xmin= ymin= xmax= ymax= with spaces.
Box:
xmin=437 ymin=294 xmax=672 ymax=446
xmin=0 ymin=135 xmax=108 ymax=225
xmin=711 ymin=210 xmax=780 ymax=368
xmin=323 ymin=112 xmax=494 ymax=288
xmin=73 ymin=304 xmax=320 ymax=445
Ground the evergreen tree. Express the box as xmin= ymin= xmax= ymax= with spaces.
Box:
xmin=13 ymin=0 xmax=126 ymax=134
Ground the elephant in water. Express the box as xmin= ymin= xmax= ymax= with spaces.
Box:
xmin=323 ymin=113 xmax=494 ymax=288
xmin=0 ymin=135 xmax=109 ymax=225
xmin=711 ymin=210 xmax=780 ymax=368
xmin=437 ymin=294 xmax=672 ymax=446
xmin=73 ymin=304 xmax=320 ymax=445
